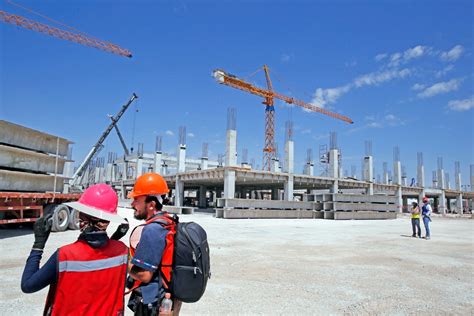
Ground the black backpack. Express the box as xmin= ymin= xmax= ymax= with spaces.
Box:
xmin=170 ymin=219 xmax=211 ymax=303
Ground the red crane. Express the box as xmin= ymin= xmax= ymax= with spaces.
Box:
xmin=0 ymin=6 xmax=132 ymax=58
xmin=213 ymin=65 xmax=353 ymax=171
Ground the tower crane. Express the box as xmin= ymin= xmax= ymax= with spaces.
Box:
xmin=0 ymin=6 xmax=132 ymax=58
xmin=213 ymin=65 xmax=353 ymax=171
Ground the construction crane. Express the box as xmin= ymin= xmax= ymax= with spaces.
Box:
xmin=213 ymin=65 xmax=353 ymax=171
xmin=108 ymin=115 xmax=130 ymax=156
xmin=0 ymin=6 xmax=132 ymax=58
xmin=71 ymin=93 xmax=138 ymax=187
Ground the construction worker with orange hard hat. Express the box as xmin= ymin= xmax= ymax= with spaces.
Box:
xmin=21 ymin=183 xmax=130 ymax=315
xmin=126 ymin=172 xmax=182 ymax=315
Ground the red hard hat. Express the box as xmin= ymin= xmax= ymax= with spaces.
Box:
xmin=128 ymin=173 xmax=169 ymax=199
xmin=422 ymin=196 xmax=429 ymax=202
xmin=65 ymin=184 xmax=125 ymax=223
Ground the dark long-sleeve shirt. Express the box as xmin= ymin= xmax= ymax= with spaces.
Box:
xmin=21 ymin=249 xmax=58 ymax=293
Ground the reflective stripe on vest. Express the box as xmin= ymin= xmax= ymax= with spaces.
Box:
xmin=59 ymin=254 xmax=128 ymax=272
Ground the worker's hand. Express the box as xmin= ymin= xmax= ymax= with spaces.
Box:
xmin=111 ymin=218 xmax=129 ymax=240
xmin=32 ymin=213 xmax=53 ymax=250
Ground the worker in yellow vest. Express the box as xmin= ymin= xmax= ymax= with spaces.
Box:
xmin=410 ymin=201 xmax=421 ymax=238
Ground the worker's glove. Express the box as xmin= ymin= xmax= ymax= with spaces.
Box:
xmin=111 ymin=218 xmax=129 ymax=240
xmin=126 ymin=275 xmax=135 ymax=289
xmin=32 ymin=213 xmax=53 ymax=250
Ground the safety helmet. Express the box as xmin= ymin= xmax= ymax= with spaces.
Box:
xmin=422 ymin=196 xmax=429 ymax=203
xmin=65 ymin=184 xmax=125 ymax=223
xmin=128 ymin=172 xmax=169 ymax=199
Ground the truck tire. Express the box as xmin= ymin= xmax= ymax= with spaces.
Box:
xmin=68 ymin=208 xmax=80 ymax=230
xmin=51 ymin=205 xmax=70 ymax=232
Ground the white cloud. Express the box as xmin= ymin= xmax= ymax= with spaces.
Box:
xmin=435 ymin=64 xmax=454 ymax=78
xmin=387 ymin=45 xmax=431 ymax=67
xmin=311 ymin=68 xmax=411 ymax=107
xmin=187 ymin=132 xmax=195 ymax=138
xmin=311 ymin=84 xmax=351 ymax=108
xmin=411 ymin=83 xmax=425 ymax=91
xmin=447 ymin=96 xmax=474 ymax=111
xmin=440 ymin=45 xmax=464 ymax=62
xmin=165 ymin=130 xmax=174 ymax=136
xmin=345 ymin=60 xmax=357 ymax=67
xmin=375 ymin=53 xmax=387 ymax=62
xmin=354 ymin=68 xmax=411 ymax=88
xmin=417 ymin=78 xmax=462 ymax=98
xmin=281 ymin=54 xmax=291 ymax=62
xmin=349 ymin=113 xmax=403 ymax=133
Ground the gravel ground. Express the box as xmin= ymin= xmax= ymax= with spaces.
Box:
xmin=1 ymin=210 xmax=473 ymax=315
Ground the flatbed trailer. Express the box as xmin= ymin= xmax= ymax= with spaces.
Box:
xmin=0 ymin=192 xmax=81 ymax=231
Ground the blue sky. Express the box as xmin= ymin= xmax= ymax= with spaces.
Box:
xmin=1 ymin=0 xmax=473 ymax=186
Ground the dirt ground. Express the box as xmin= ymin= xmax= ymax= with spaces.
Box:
xmin=1 ymin=210 xmax=472 ymax=315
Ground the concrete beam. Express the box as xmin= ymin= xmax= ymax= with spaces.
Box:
xmin=0 ymin=144 xmax=67 ymax=174
xmin=0 ymin=169 xmax=65 ymax=192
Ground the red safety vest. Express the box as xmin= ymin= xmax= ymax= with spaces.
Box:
xmin=44 ymin=239 xmax=128 ymax=316
xmin=128 ymin=212 xmax=176 ymax=293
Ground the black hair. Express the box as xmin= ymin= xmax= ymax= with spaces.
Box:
xmin=145 ymin=195 xmax=163 ymax=210
xmin=412 ymin=202 xmax=418 ymax=207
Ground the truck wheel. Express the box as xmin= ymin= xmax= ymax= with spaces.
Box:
xmin=68 ymin=208 xmax=80 ymax=230
xmin=51 ymin=205 xmax=70 ymax=232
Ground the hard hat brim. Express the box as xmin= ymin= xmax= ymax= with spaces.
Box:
xmin=64 ymin=201 xmax=126 ymax=223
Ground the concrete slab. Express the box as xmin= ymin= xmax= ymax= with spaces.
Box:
xmin=0 ymin=120 xmax=72 ymax=156
xmin=0 ymin=169 xmax=65 ymax=192
xmin=0 ymin=144 xmax=66 ymax=174
xmin=222 ymin=208 xmax=317 ymax=219
xmin=334 ymin=211 xmax=397 ymax=220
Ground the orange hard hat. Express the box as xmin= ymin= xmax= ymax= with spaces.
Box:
xmin=128 ymin=172 xmax=169 ymax=199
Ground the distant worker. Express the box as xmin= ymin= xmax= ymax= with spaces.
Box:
xmin=126 ymin=172 xmax=182 ymax=315
xmin=410 ymin=201 xmax=421 ymax=238
xmin=21 ymin=184 xmax=130 ymax=315
xmin=421 ymin=196 xmax=432 ymax=240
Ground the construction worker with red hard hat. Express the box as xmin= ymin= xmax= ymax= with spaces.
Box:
xmin=21 ymin=184 xmax=130 ymax=315
xmin=126 ymin=172 xmax=182 ymax=315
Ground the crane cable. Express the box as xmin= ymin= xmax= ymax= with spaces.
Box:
xmin=130 ymin=98 xmax=139 ymax=154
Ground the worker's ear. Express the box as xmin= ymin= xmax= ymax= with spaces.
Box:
xmin=147 ymin=200 xmax=156 ymax=209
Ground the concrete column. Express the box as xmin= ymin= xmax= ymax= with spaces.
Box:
xmin=456 ymin=193 xmax=463 ymax=214
xmin=105 ymin=163 xmax=113 ymax=182
xmin=402 ymin=176 xmax=407 ymax=186
xmin=455 ymin=172 xmax=462 ymax=191
xmin=396 ymin=186 xmax=403 ymax=213
xmin=418 ymin=190 xmax=425 ymax=204
xmin=304 ymin=163 xmax=314 ymax=176
xmin=201 ymin=157 xmax=208 ymax=170
xmin=417 ymin=165 xmax=425 ymax=188
xmin=136 ymin=158 xmax=144 ymax=177
xmin=437 ymin=169 xmax=445 ymax=189
xmin=384 ymin=172 xmax=389 ymax=185
xmin=330 ymin=180 xmax=339 ymax=193
xmin=271 ymin=158 xmax=280 ymax=173
xmin=154 ymin=152 xmax=162 ymax=174
xmin=284 ymin=140 xmax=294 ymax=174
xmin=161 ymin=162 xmax=168 ymax=175
xmin=226 ymin=130 xmax=237 ymax=167
xmin=271 ymin=188 xmax=279 ymax=200
xmin=174 ymin=178 xmax=184 ymax=207
xmin=177 ymin=145 xmax=186 ymax=173
xmin=363 ymin=156 xmax=373 ymax=182
xmin=94 ymin=166 xmax=101 ymax=183
xmin=439 ymin=191 xmax=446 ymax=215
xmin=198 ymin=185 xmax=207 ymax=208
xmin=329 ymin=149 xmax=339 ymax=178
xmin=402 ymin=196 xmax=408 ymax=213
xmin=393 ymin=161 xmax=402 ymax=185
xmin=224 ymin=169 xmax=236 ymax=198
xmin=284 ymin=175 xmax=294 ymax=201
